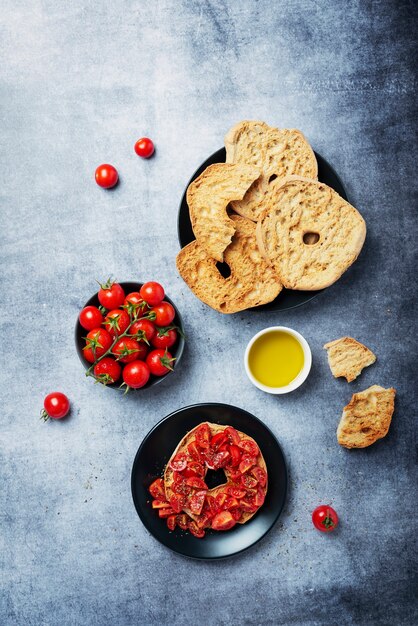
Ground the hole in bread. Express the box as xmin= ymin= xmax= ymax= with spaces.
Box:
xmin=205 ymin=468 xmax=227 ymax=489
xmin=361 ymin=427 xmax=371 ymax=433
xmin=303 ymin=232 xmax=320 ymax=245
xmin=216 ymin=261 xmax=231 ymax=278
xmin=268 ymin=174 xmax=277 ymax=183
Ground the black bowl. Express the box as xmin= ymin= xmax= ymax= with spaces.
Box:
xmin=178 ymin=148 xmax=349 ymax=312
xmin=131 ymin=403 xmax=288 ymax=559
xmin=75 ymin=282 xmax=185 ymax=390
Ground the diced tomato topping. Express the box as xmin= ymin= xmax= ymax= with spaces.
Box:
xmin=185 ymin=461 xmax=205 ymax=477
xmin=250 ymin=466 xmax=267 ymax=487
xmin=181 ymin=466 xmax=198 ymax=478
xmin=211 ymin=510 xmax=236 ymax=531
xmin=241 ymin=474 xmax=258 ymax=489
xmin=169 ymin=452 xmax=187 ymax=472
xmin=215 ymin=492 xmax=228 ymax=510
xmin=218 ymin=443 xmax=230 ymax=454
xmin=225 ymin=426 xmax=241 ymax=445
xmin=254 ymin=488 xmax=266 ymax=507
xmin=204 ymin=495 xmax=220 ymax=518
xmin=195 ymin=513 xmax=211 ymax=529
xmin=210 ymin=432 xmax=228 ymax=450
xmin=228 ymin=468 xmax=243 ymax=482
xmin=240 ymin=499 xmax=258 ymax=513
xmin=227 ymin=486 xmax=247 ymax=499
xmin=195 ymin=423 xmax=211 ymax=449
xmin=188 ymin=520 xmax=205 ymax=538
xmin=239 ymin=439 xmax=260 ymax=457
xmin=176 ymin=514 xmax=189 ymax=530
xmin=189 ymin=490 xmax=206 ymax=515
xmin=228 ymin=444 xmax=242 ymax=467
xmin=239 ymin=454 xmax=256 ymax=474
xmin=151 ymin=499 xmax=170 ymax=509
xmin=148 ymin=478 xmax=165 ymax=499
xmin=231 ymin=508 xmax=243 ymax=521
xmin=158 ymin=508 xmax=175 ymax=518
xmin=186 ymin=477 xmax=208 ymax=490
xmin=166 ymin=515 xmax=177 ymax=531
xmin=224 ymin=496 xmax=240 ymax=509
xmin=188 ymin=441 xmax=203 ymax=461
xmin=169 ymin=493 xmax=186 ymax=513
xmin=213 ymin=450 xmax=230 ymax=469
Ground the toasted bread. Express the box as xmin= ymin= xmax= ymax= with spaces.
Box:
xmin=337 ymin=385 xmax=396 ymax=448
xmin=324 ymin=337 xmax=376 ymax=382
xmin=176 ymin=214 xmax=282 ymax=313
xmin=225 ymin=121 xmax=318 ymax=221
xmin=187 ymin=162 xmax=259 ymax=262
xmin=256 ymin=176 xmax=366 ymax=290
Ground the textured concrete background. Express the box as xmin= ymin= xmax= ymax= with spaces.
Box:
xmin=1 ymin=1 xmax=417 ymax=624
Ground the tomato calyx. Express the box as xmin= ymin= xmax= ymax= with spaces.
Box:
xmin=96 ymin=276 xmax=116 ymax=291
xmin=39 ymin=408 xmax=51 ymax=422
xmin=158 ymin=349 xmax=176 ymax=372
xmin=321 ymin=509 xmax=336 ymax=530
xmin=94 ymin=372 xmax=115 ymax=385
xmin=83 ymin=334 xmax=103 ymax=360
xmin=130 ymin=329 xmax=150 ymax=345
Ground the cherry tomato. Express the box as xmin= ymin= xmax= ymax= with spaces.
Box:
xmin=188 ymin=520 xmax=205 ymax=538
xmin=169 ymin=453 xmax=187 ymax=472
xmin=134 ymin=137 xmax=155 ymax=158
xmin=151 ymin=327 xmax=177 ymax=349
xmin=241 ymin=474 xmax=258 ymax=489
xmin=129 ymin=319 xmax=156 ymax=343
xmin=227 ymin=487 xmax=246 ymax=499
xmin=239 ymin=439 xmax=260 ymax=457
xmin=195 ymin=423 xmax=211 ymax=449
xmin=312 ymin=505 xmax=339 ymax=533
xmin=225 ymin=426 xmax=241 ymax=445
xmin=185 ymin=477 xmax=208 ymax=490
xmin=228 ymin=444 xmax=242 ymax=467
xmin=149 ymin=478 xmax=165 ymax=499
xmin=250 ymin=466 xmax=267 ymax=487
xmin=168 ymin=494 xmax=186 ymax=513
xmin=104 ymin=309 xmax=130 ymax=338
xmin=177 ymin=514 xmax=189 ymax=530
xmin=146 ymin=349 xmax=175 ymax=376
xmin=210 ymin=432 xmax=228 ymax=450
xmin=151 ymin=301 xmax=175 ymax=326
xmin=95 ymin=164 xmax=118 ymax=188
xmin=166 ymin=515 xmax=177 ymax=531
xmin=189 ymin=491 xmax=206 ymax=516
xmin=97 ymin=279 xmax=125 ymax=309
xmin=41 ymin=392 xmax=70 ymax=421
xmin=83 ymin=328 xmax=113 ymax=363
xmin=79 ymin=306 xmax=103 ymax=330
xmin=188 ymin=441 xmax=203 ymax=461
xmin=211 ymin=511 xmax=236 ymax=531
xmin=239 ymin=454 xmax=256 ymax=474
xmin=112 ymin=337 xmax=146 ymax=363
xmin=140 ymin=282 xmax=165 ymax=306
xmin=123 ymin=292 xmax=146 ymax=316
xmin=93 ymin=357 xmax=121 ymax=384
xmin=122 ymin=360 xmax=150 ymax=389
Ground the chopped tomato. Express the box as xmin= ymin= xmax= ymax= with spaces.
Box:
xmin=227 ymin=486 xmax=246 ymax=499
xmin=224 ymin=496 xmax=240 ymax=509
xmin=241 ymin=474 xmax=258 ymax=489
xmin=213 ymin=450 xmax=230 ymax=469
xmin=239 ymin=439 xmax=260 ymax=457
xmin=166 ymin=515 xmax=177 ymax=531
xmin=186 ymin=461 xmax=205 ymax=477
xmin=211 ymin=510 xmax=236 ymax=531
xmin=185 ymin=477 xmax=208 ymax=490
xmin=225 ymin=426 xmax=241 ymax=445
xmin=240 ymin=499 xmax=258 ymax=513
xmin=195 ymin=423 xmax=210 ymax=449
xmin=188 ymin=441 xmax=203 ymax=461
xmin=189 ymin=490 xmax=206 ymax=515
xmin=168 ymin=494 xmax=186 ymax=513
xmin=228 ymin=444 xmax=242 ymax=467
xmin=148 ymin=478 xmax=165 ymax=499
xmin=254 ymin=488 xmax=266 ymax=507
xmin=231 ymin=508 xmax=243 ymax=521
xmin=158 ymin=508 xmax=175 ymax=518
xmin=176 ymin=514 xmax=189 ymax=530
xmin=151 ymin=500 xmax=170 ymax=509
xmin=215 ymin=492 xmax=228 ymax=509
xmin=250 ymin=466 xmax=267 ymax=487
xmin=195 ymin=514 xmax=210 ymax=529
xmin=239 ymin=454 xmax=256 ymax=474
xmin=210 ymin=432 xmax=227 ymax=450
xmin=169 ymin=452 xmax=187 ymax=472
xmin=188 ymin=520 xmax=205 ymax=538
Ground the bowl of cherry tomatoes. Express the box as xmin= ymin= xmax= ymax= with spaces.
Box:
xmin=75 ymin=279 xmax=185 ymax=391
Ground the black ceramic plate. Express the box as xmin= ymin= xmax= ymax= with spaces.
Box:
xmin=131 ymin=403 xmax=287 ymax=559
xmin=178 ymin=148 xmax=349 ymax=312
xmin=75 ymin=282 xmax=185 ymax=390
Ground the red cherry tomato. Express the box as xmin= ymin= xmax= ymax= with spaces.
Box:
xmin=98 ymin=280 xmax=125 ymax=309
xmin=312 ymin=505 xmax=339 ymax=532
xmin=146 ymin=349 xmax=175 ymax=376
xmin=41 ymin=392 xmax=70 ymax=421
xmin=103 ymin=309 xmax=130 ymax=338
xmin=83 ymin=328 xmax=113 ymax=363
xmin=151 ymin=327 xmax=177 ymax=349
xmin=95 ymin=164 xmax=118 ymax=188
xmin=122 ymin=360 xmax=150 ymax=389
xmin=134 ymin=137 xmax=155 ymax=158
xmin=129 ymin=319 xmax=156 ymax=343
xmin=79 ymin=306 xmax=104 ymax=330
xmin=140 ymin=282 xmax=165 ymax=307
xmin=123 ymin=292 xmax=146 ymax=315
xmin=112 ymin=337 xmax=147 ymax=363
xmin=93 ymin=357 xmax=121 ymax=384
xmin=239 ymin=439 xmax=260 ymax=457
xmin=151 ymin=301 xmax=175 ymax=327
xmin=195 ymin=423 xmax=211 ymax=449
xmin=169 ymin=452 xmax=188 ymax=472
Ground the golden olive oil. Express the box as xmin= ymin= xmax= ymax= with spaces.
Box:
xmin=248 ymin=330 xmax=304 ymax=387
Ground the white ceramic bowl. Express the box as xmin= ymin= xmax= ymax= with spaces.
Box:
xmin=244 ymin=326 xmax=312 ymax=395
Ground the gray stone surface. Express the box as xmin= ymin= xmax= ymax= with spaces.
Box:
xmin=1 ymin=1 xmax=417 ymax=624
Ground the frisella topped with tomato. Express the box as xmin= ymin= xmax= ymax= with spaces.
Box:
xmin=148 ymin=422 xmax=268 ymax=538
xmin=77 ymin=280 xmax=184 ymax=391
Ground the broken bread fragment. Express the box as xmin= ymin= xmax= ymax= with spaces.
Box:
xmin=324 ymin=337 xmax=376 ymax=382
xmin=337 ymin=385 xmax=396 ymax=448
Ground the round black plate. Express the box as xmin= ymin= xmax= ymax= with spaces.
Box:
xmin=178 ymin=148 xmax=349 ymax=312
xmin=131 ymin=403 xmax=288 ymax=559
xmin=75 ymin=282 xmax=185 ymax=390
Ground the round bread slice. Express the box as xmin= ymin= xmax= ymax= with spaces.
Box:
xmin=225 ymin=120 xmax=318 ymax=221
xmin=256 ymin=176 xmax=366 ymax=290
xmin=164 ymin=422 xmax=268 ymax=525
xmin=187 ymin=162 xmax=260 ymax=262
xmin=176 ymin=214 xmax=282 ymax=313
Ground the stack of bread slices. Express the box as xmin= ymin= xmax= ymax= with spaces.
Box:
xmin=177 ymin=121 xmax=366 ymax=313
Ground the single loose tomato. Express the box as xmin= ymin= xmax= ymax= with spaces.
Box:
xmin=195 ymin=423 xmax=211 ymax=449
xmin=95 ymin=164 xmax=118 ymax=188
xmin=104 ymin=309 xmax=130 ymax=338
xmin=312 ymin=505 xmax=339 ymax=533
xmin=41 ymin=392 xmax=70 ymax=421
xmin=151 ymin=301 xmax=175 ymax=326
xmin=123 ymin=292 xmax=146 ymax=316
xmin=122 ymin=360 xmax=150 ymax=389
xmin=134 ymin=137 xmax=155 ymax=158
xmin=97 ymin=279 xmax=125 ymax=309
xmin=211 ymin=510 xmax=236 ymax=531
xmin=146 ymin=349 xmax=175 ymax=376
xmin=79 ymin=306 xmax=104 ymax=330
xmin=140 ymin=282 xmax=165 ymax=307
xmin=129 ymin=319 xmax=156 ymax=344
xmin=83 ymin=328 xmax=113 ymax=363
xmin=113 ymin=337 xmax=146 ymax=363
xmin=151 ymin=327 xmax=177 ymax=350
xmin=170 ymin=453 xmax=188 ymax=472
xmin=149 ymin=478 xmax=165 ymax=499
xmin=93 ymin=357 xmax=121 ymax=384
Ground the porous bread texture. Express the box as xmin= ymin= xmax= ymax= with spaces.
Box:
xmin=176 ymin=214 xmax=282 ymax=313
xmin=225 ymin=120 xmax=318 ymax=221
xmin=337 ymin=385 xmax=396 ymax=448
xmin=324 ymin=337 xmax=376 ymax=382
xmin=164 ymin=422 xmax=268 ymax=524
xmin=256 ymin=176 xmax=366 ymax=290
xmin=187 ymin=162 xmax=259 ymax=262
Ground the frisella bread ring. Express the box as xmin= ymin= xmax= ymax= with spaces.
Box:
xmin=256 ymin=176 xmax=366 ymax=290
xmin=163 ymin=422 xmax=268 ymax=536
